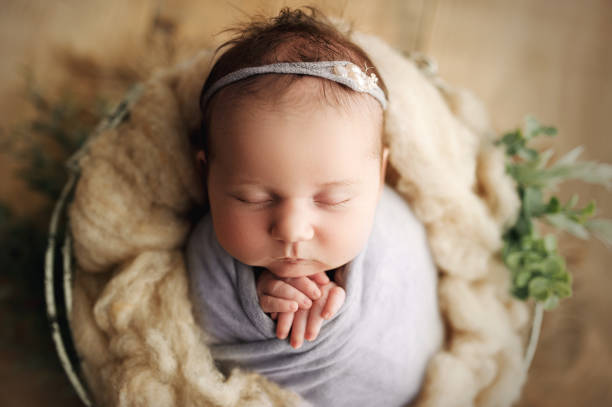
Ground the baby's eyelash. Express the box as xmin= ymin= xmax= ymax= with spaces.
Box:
xmin=315 ymin=199 xmax=350 ymax=208
xmin=233 ymin=194 xmax=350 ymax=208
xmin=235 ymin=196 xmax=274 ymax=206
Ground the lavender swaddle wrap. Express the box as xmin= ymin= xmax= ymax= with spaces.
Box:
xmin=187 ymin=185 xmax=443 ymax=407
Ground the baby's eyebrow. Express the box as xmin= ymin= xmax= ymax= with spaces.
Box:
xmin=232 ymin=180 xmax=264 ymax=187
xmin=229 ymin=179 xmax=360 ymax=190
xmin=227 ymin=175 xmax=269 ymax=187
xmin=317 ymin=179 xmax=359 ymax=188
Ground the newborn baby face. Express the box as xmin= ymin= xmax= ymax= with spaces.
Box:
xmin=204 ymin=78 xmax=387 ymax=278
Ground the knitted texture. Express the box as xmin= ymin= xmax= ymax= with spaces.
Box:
xmin=69 ymin=25 xmax=528 ymax=407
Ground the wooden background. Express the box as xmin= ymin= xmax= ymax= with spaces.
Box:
xmin=1 ymin=0 xmax=610 ymax=405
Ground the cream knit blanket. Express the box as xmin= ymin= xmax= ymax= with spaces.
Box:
xmin=69 ymin=26 xmax=530 ymax=407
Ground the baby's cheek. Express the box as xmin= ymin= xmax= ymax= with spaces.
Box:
xmin=320 ymin=210 xmax=374 ymax=265
xmin=212 ymin=210 xmax=269 ymax=263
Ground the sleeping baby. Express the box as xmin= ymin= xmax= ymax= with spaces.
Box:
xmin=186 ymin=7 xmax=443 ymax=407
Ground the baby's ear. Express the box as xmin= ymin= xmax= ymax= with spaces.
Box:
xmin=380 ymin=147 xmax=390 ymax=186
xmin=376 ymin=147 xmax=389 ymax=200
xmin=196 ymin=150 xmax=207 ymax=173
xmin=195 ymin=150 xmax=210 ymax=187
xmin=195 ymin=150 xmax=210 ymax=207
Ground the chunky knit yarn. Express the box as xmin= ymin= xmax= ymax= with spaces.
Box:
xmin=69 ymin=23 xmax=528 ymax=407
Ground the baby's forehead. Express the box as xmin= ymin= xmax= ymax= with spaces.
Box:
xmin=210 ymin=75 xmax=382 ymax=120
xmin=205 ymin=77 xmax=384 ymax=162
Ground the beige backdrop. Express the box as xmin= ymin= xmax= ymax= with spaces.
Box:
xmin=1 ymin=0 xmax=610 ymax=406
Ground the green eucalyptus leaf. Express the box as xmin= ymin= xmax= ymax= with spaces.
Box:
xmin=543 ymin=295 xmax=559 ymax=310
xmin=566 ymin=194 xmax=579 ymax=209
xmin=524 ymin=115 xmax=558 ymax=140
xmin=541 ymin=127 xmax=558 ymax=136
xmin=496 ymin=116 xmax=611 ymax=308
xmin=512 ymin=285 xmax=529 ymax=300
xmin=523 ymin=187 xmax=546 ymax=216
xmin=577 ymin=201 xmax=596 ymax=221
xmin=555 ymin=146 xmax=584 ymax=166
xmin=519 ymin=147 xmax=539 ymax=162
xmin=548 ymin=161 xmax=612 ymax=189
xmin=529 ymin=277 xmax=550 ymax=300
xmin=545 ymin=256 xmax=565 ymax=277
xmin=514 ymin=213 xmax=533 ymax=236
xmin=515 ymin=270 xmax=532 ymax=287
xmin=553 ymin=279 xmax=572 ymax=297
xmin=545 ymin=213 xmax=590 ymax=239
xmin=538 ymin=149 xmax=554 ymax=169
xmin=545 ymin=196 xmax=561 ymax=213
xmin=543 ymin=234 xmax=557 ymax=252
xmin=496 ymin=130 xmax=524 ymax=155
xmin=584 ymin=218 xmax=612 ymax=246
xmin=506 ymin=251 xmax=523 ymax=269
xmin=524 ymin=115 xmax=540 ymax=140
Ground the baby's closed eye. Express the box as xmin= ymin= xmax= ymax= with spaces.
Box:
xmin=231 ymin=192 xmax=275 ymax=206
xmin=313 ymin=193 xmax=352 ymax=208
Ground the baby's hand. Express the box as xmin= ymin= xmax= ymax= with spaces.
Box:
xmin=255 ymin=270 xmax=346 ymax=349
xmin=256 ymin=271 xmax=325 ymax=313
xmin=281 ymin=280 xmax=346 ymax=349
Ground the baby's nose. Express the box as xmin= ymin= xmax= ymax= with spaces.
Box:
xmin=269 ymin=201 xmax=314 ymax=243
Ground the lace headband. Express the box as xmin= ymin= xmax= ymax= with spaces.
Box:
xmin=200 ymin=61 xmax=388 ymax=110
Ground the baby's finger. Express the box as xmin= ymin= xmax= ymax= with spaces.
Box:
xmin=276 ymin=312 xmax=294 ymax=340
xmin=321 ymin=286 xmax=346 ymax=320
xmin=271 ymin=312 xmax=278 ymax=320
xmin=290 ymin=276 xmax=322 ymax=301
xmin=305 ymin=299 xmax=325 ymax=341
xmin=263 ymin=280 xmax=313 ymax=309
xmin=260 ymin=295 xmax=299 ymax=314
xmin=290 ymin=309 xmax=309 ymax=349
xmin=308 ymin=272 xmax=330 ymax=286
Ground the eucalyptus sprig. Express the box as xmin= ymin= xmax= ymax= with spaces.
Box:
xmin=496 ymin=115 xmax=612 ymax=309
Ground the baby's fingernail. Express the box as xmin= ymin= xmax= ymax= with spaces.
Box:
xmin=305 ymin=331 xmax=316 ymax=341
xmin=292 ymin=340 xmax=302 ymax=349
xmin=290 ymin=302 xmax=299 ymax=311
xmin=312 ymin=289 xmax=321 ymax=299
xmin=322 ymin=312 xmax=332 ymax=320
xmin=302 ymin=298 xmax=312 ymax=308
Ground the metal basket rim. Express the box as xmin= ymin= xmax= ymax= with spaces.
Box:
xmin=44 ymin=84 xmax=144 ymax=407
xmin=44 ymin=68 xmax=544 ymax=406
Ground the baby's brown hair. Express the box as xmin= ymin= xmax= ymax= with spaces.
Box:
xmin=195 ymin=6 xmax=389 ymax=161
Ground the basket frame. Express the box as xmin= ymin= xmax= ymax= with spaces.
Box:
xmin=44 ymin=58 xmax=544 ymax=405
xmin=44 ymin=85 xmax=143 ymax=407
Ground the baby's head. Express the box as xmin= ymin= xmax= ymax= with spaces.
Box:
xmin=196 ymin=7 xmax=390 ymax=278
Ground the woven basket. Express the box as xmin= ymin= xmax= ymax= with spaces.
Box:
xmin=44 ymin=53 xmax=543 ymax=406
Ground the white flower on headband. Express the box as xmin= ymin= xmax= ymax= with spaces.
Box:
xmin=333 ymin=62 xmax=379 ymax=92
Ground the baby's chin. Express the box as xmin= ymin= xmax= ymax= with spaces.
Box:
xmin=262 ymin=258 xmax=333 ymax=279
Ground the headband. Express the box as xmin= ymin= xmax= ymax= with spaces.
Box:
xmin=200 ymin=61 xmax=388 ymax=111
